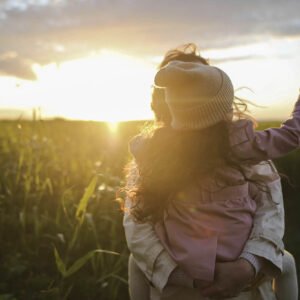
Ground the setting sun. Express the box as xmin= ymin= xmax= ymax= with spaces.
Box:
xmin=33 ymin=50 xmax=155 ymax=121
xmin=1 ymin=50 xmax=156 ymax=122
xmin=107 ymin=121 xmax=119 ymax=133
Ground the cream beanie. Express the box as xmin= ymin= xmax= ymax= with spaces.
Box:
xmin=154 ymin=61 xmax=234 ymax=130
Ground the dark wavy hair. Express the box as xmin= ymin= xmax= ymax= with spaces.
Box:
xmin=127 ymin=43 xmax=256 ymax=223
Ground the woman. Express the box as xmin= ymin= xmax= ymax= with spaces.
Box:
xmin=123 ymin=44 xmax=295 ymax=300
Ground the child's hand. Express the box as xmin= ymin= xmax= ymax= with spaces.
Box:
xmin=193 ymin=279 xmax=211 ymax=289
xmin=199 ymin=258 xmax=255 ymax=298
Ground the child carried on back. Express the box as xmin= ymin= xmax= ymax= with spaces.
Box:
xmin=128 ymin=60 xmax=299 ymax=299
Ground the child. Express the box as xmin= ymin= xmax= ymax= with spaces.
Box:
xmin=125 ymin=46 xmax=298 ymax=300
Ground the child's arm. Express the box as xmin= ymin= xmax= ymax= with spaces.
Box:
xmin=230 ymin=94 xmax=300 ymax=162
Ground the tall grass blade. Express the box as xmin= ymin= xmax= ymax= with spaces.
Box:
xmin=54 ymin=247 xmax=66 ymax=277
xmin=76 ymin=176 xmax=97 ymax=224
xmin=65 ymin=249 xmax=119 ymax=278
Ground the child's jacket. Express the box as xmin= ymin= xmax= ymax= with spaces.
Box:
xmin=129 ymin=95 xmax=300 ymax=281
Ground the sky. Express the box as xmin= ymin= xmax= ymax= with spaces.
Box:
xmin=1 ymin=0 xmax=300 ymax=122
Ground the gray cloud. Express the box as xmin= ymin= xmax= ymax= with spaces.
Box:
xmin=0 ymin=0 xmax=300 ymax=79
xmin=0 ymin=52 xmax=36 ymax=80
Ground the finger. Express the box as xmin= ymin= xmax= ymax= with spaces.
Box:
xmin=194 ymin=279 xmax=212 ymax=289
xmin=200 ymin=284 xmax=222 ymax=297
xmin=203 ymin=289 xmax=239 ymax=299
xmin=200 ymin=285 xmax=239 ymax=299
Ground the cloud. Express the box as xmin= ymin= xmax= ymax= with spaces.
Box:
xmin=1 ymin=0 xmax=300 ymax=79
xmin=0 ymin=52 xmax=36 ymax=80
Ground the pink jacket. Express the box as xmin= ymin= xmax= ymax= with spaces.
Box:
xmin=129 ymin=95 xmax=300 ymax=282
xmin=154 ymin=167 xmax=257 ymax=281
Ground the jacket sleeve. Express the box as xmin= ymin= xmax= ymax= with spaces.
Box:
xmin=123 ymin=161 xmax=177 ymax=292
xmin=230 ymin=95 xmax=300 ymax=162
xmin=242 ymin=161 xmax=284 ymax=276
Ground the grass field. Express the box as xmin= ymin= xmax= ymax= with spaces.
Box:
xmin=0 ymin=120 xmax=299 ymax=300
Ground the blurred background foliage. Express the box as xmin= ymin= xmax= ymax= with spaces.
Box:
xmin=0 ymin=120 xmax=299 ymax=300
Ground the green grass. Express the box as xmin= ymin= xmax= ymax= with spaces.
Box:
xmin=0 ymin=120 xmax=141 ymax=300
xmin=0 ymin=120 xmax=299 ymax=299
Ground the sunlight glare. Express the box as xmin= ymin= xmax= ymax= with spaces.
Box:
xmin=3 ymin=41 xmax=300 ymax=122
xmin=31 ymin=50 xmax=155 ymax=122
xmin=202 ymin=41 xmax=300 ymax=119
xmin=107 ymin=121 xmax=119 ymax=133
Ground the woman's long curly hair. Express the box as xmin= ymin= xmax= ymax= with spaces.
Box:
xmin=127 ymin=43 xmax=256 ymax=223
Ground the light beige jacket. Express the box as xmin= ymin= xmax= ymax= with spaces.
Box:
xmin=123 ymin=161 xmax=284 ymax=299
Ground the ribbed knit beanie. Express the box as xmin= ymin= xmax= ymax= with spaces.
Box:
xmin=154 ymin=61 xmax=234 ymax=130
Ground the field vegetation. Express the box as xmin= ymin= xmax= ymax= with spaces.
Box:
xmin=0 ymin=120 xmax=299 ymax=300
